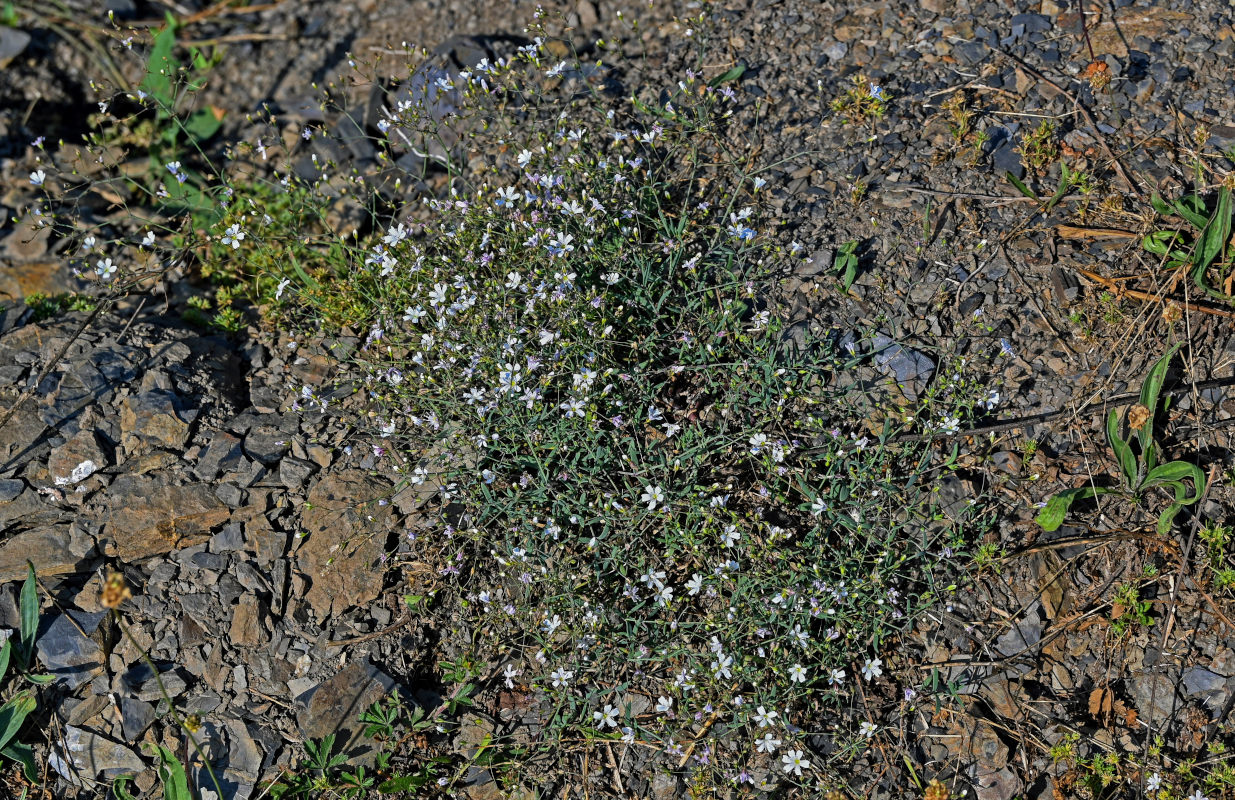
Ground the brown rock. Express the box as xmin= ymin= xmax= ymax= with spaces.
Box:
xmin=119 ymin=391 xmax=190 ymax=453
xmin=295 ymin=471 xmax=395 ymax=622
xmin=296 ymin=658 xmax=397 ymax=753
xmin=99 ymin=475 xmax=229 ymax=561
xmin=48 ymin=429 xmax=108 ymax=486
xmin=230 ymin=595 xmax=267 ymax=647
xmin=1087 ymin=10 xmax=1192 ymax=58
xmin=0 ymin=525 xmax=81 ymax=582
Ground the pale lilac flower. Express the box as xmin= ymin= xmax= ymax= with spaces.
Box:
xmin=655 ymin=696 xmax=672 ymax=713
xmin=220 ymin=223 xmax=245 ymax=249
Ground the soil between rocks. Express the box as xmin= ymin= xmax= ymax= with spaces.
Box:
xmin=2 ymin=1 xmax=1235 ymax=799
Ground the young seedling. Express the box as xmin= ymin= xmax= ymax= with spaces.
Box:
xmin=1037 ymin=343 xmax=1206 ymax=534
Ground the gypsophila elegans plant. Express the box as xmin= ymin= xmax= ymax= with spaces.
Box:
xmin=255 ymin=17 xmax=993 ymax=794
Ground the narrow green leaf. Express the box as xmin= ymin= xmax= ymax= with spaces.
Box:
xmin=1106 ymin=410 xmax=1137 ymax=491
xmin=1142 ymin=230 xmax=1183 ymax=257
xmin=289 ymin=253 xmax=322 ymax=291
xmin=0 ymin=640 xmax=10 ymax=686
xmin=1005 ymin=171 xmax=1037 ymax=200
xmin=1193 ymin=187 xmax=1232 ymax=299
xmin=1137 ymin=343 xmax=1181 ymax=448
xmin=1158 ymin=503 xmax=1184 ymax=535
xmin=1151 ymin=193 xmax=1173 ymax=217
xmin=112 ymin=775 xmax=138 ymax=800
xmin=18 ymin=563 xmax=36 ymax=666
xmin=707 ymin=63 xmax=747 ymax=87
xmin=1043 ymin=177 xmax=1070 ymax=212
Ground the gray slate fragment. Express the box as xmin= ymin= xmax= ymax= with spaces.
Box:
xmin=118 ymin=698 xmax=156 ymax=741
xmin=296 ymin=658 xmax=397 ymax=753
xmin=0 ymin=479 xmax=24 ymax=502
xmin=195 ymin=432 xmax=245 ymax=480
xmin=49 ymin=725 xmax=144 ymax=781
xmin=36 ymin=610 xmax=105 ymax=689
xmin=0 ymin=27 xmax=32 ymax=68
xmin=278 ymin=457 xmax=316 ymax=490
xmin=210 ymin=522 xmax=245 ymax=553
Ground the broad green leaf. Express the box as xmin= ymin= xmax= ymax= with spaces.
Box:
xmin=183 ymin=107 xmax=223 ymax=144
xmin=1193 ymin=186 xmax=1232 ymax=300
xmin=834 ymin=240 xmax=859 ymax=292
xmin=1005 ymin=171 xmax=1037 ymax=200
xmin=707 ymin=63 xmax=747 ymax=87
xmin=1173 ymin=196 xmax=1210 ymax=230
xmin=1036 ymin=487 xmax=1100 ymax=532
xmin=152 ymin=744 xmax=192 ymax=800
xmin=140 ymin=18 xmax=180 ymax=109
xmin=1106 ymin=410 xmax=1137 ymax=491
xmin=1142 ymin=230 xmax=1183 ymax=257
xmin=112 ymin=776 xmax=138 ymax=800
xmin=1144 ymin=460 xmax=1205 ymax=503
xmin=2 ymin=741 xmax=36 ymax=783
xmin=18 ymin=563 xmax=36 ymax=667
xmin=0 ymin=693 xmax=36 ymax=753
xmin=1158 ymin=502 xmax=1185 ymax=535
xmin=1150 ymin=193 xmax=1173 ymax=216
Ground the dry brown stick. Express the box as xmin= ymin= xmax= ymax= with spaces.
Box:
xmin=1075 ymin=267 xmax=1235 ymax=318
xmin=994 ymin=46 xmax=1144 ymax=200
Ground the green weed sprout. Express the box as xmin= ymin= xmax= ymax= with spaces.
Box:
xmin=1037 ymin=343 xmax=1205 ymax=535
xmin=1143 ymin=185 xmax=1234 ymax=305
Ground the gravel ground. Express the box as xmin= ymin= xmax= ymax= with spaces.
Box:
xmin=2 ymin=0 xmax=1235 ymax=798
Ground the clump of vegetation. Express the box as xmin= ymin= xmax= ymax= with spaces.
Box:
xmin=830 ymin=74 xmax=890 ymax=127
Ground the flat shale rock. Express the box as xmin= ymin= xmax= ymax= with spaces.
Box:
xmin=295 ymin=658 xmax=397 ymax=753
xmin=49 ymin=725 xmax=144 ymax=782
xmin=98 ymin=475 xmax=229 ymax=560
xmin=295 ymin=470 xmax=394 ymax=622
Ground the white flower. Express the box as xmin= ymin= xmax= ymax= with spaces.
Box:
xmin=502 ymin=664 xmax=521 ymax=689
xmin=30 ymin=170 xmax=46 ymax=186
xmin=753 ymin=706 xmax=777 ymax=728
xmin=781 ymin=749 xmax=810 ymax=776
xmin=810 ymin=497 xmax=828 ymax=516
xmin=748 ymin=432 xmax=767 ymax=455
xmin=938 ymin=416 xmax=960 ymax=434
xmin=403 ymin=305 xmax=426 ymax=323
xmin=685 ymin=574 xmax=703 ymax=596
xmin=384 ymin=222 xmax=409 ymax=247
xmin=859 ymin=721 xmax=878 ymax=739
xmin=711 ymin=653 xmax=733 ymax=680
xmin=720 ymin=525 xmax=740 ymax=548
xmin=1188 ymin=791 xmax=1207 ymax=800
xmin=862 ymin=658 xmax=883 ymax=682
xmin=428 ymin=283 xmax=449 ymax=307
xmin=755 ymin=733 xmax=781 ymax=754
xmin=654 ymin=585 xmax=673 ymax=606
xmin=1146 ymin=774 xmax=1161 ymax=792
xmin=221 ymin=223 xmax=245 ymax=249
xmin=640 ymin=485 xmax=665 ymax=511
xmin=593 ymin=704 xmax=619 ymax=728
xmin=550 ymin=668 xmax=573 ymax=688
xmin=81 ymin=235 xmax=96 ymax=252
xmin=95 ymin=258 xmax=116 ymax=280
xmin=505 ymin=271 xmax=522 ymax=289
xmin=655 ymin=696 xmax=673 ymax=713
xmin=978 ymin=389 xmax=1000 ymax=410
xmin=141 ymin=230 xmax=155 ymax=248
xmin=560 ymin=397 xmax=586 ymax=418
xmin=621 ymin=727 xmax=635 ymax=744
xmin=828 ymin=668 xmax=845 ymax=687
xmin=788 ymin=664 xmax=807 ymax=683
xmin=517 ymin=149 xmax=533 ymax=167
xmin=275 ymin=278 xmax=292 ymax=300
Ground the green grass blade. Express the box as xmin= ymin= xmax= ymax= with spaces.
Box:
xmin=1137 ymin=343 xmax=1181 ymax=448
xmin=0 ymin=694 xmax=36 ymax=753
xmin=1005 ymin=171 xmax=1037 ymax=200
xmin=19 ymin=563 xmax=36 ymax=666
